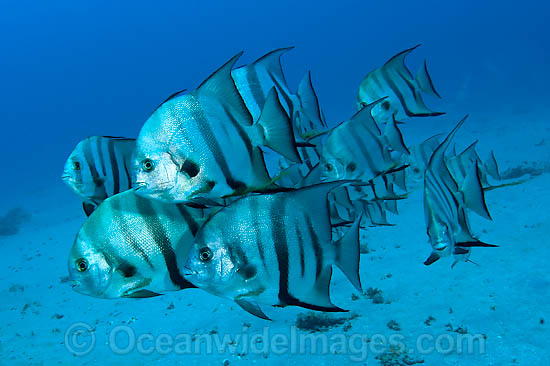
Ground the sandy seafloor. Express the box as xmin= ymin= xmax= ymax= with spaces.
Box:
xmin=1 ymin=105 xmax=549 ymax=366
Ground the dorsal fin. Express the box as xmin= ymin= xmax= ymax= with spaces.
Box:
xmin=297 ymin=71 xmax=326 ymax=129
xmin=383 ymin=44 xmax=421 ymax=78
xmin=352 ymin=98 xmax=384 ymax=136
xmin=252 ymin=47 xmax=293 ymax=87
xmin=196 ymin=52 xmax=253 ymax=126
xmin=427 ymin=116 xmax=468 ymax=189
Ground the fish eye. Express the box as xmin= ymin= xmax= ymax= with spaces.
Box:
xmin=142 ymin=159 xmax=155 ymax=172
xmin=325 ymin=163 xmax=333 ymax=172
xmin=76 ymin=258 xmax=88 ymax=272
xmin=382 ymin=101 xmax=391 ymax=110
xmin=73 ymin=161 xmax=81 ymax=171
xmin=199 ymin=247 xmax=213 ymax=262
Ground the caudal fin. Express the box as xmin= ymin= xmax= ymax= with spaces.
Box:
xmin=257 ymin=87 xmax=302 ymax=163
xmin=334 ymin=215 xmax=363 ymax=292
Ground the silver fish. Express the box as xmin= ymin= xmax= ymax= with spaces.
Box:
xmin=62 ymin=136 xmax=135 ymax=216
xmin=68 ymin=190 xmax=206 ymax=298
xmin=183 ymin=182 xmax=363 ymax=320
xmin=423 ymin=116 xmax=496 ymax=267
xmin=134 ymin=52 xmax=301 ymax=203
xmin=357 ymin=45 xmax=443 ymax=122
xmin=320 ymin=102 xmax=408 ymax=183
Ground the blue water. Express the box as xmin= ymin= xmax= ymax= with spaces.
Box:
xmin=1 ymin=1 xmax=549 ymax=365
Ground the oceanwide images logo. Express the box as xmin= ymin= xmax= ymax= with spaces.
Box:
xmin=64 ymin=322 xmax=487 ymax=361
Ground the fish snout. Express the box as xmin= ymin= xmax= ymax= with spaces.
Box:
xmin=133 ymin=181 xmax=148 ymax=191
xmin=182 ymin=265 xmax=197 ymax=276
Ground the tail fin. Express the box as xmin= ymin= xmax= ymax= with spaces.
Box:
xmin=253 ymin=47 xmax=293 ymax=87
xmin=257 ymin=88 xmax=302 ymax=163
xmin=416 ymin=60 xmax=441 ymax=98
xmin=334 ymin=215 xmax=363 ymax=292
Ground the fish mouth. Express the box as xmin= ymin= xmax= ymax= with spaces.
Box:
xmin=182 ymin=265 xmax=197 ymax=276
xmin=134 ymin=181 xmax=175 ymax=194
xmin=133 ymin=182 xmax=148 ymax=191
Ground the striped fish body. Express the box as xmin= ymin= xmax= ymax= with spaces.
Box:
xmin=357 ymin=45 xmax=443 ymax=121
xmin=321 ymin=106 xmax=396 ymax=182
xmin=184 ymin=182 xmax=362 ymax=318
xmin=135 ymin=53 xmax=300 ymax=203
xmin=423 ymin=119 xmax=468 ymax=264
xmin=62 ymin=136 xmax=135 ymax=215
xmin=424 ymin=169 xmax=461 ymax=259
xmin=423 ymin=117 xmax=495 ymax=266
xmin=68 ymin=190 xmax=206 ymax=299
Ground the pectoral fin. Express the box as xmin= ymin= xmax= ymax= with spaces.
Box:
xmin=456 ymin=241 xmax=498 ymax=248
xmin=235 ymin=299 xmax=271 ymax=320
xmin=125 ymin=290 xmax=162 ymax=298
xmin=424 ymin=252 xmax=440 ymax=265
xmin=83 ymin=202 xmax=96 ymax=216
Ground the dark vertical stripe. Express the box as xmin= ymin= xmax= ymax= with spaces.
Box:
xmin=107 ymin=139 xmax=120 ymax=195
xmin=349 ymin=131 xmax=380 ymax=176
xmin=136 ymin=198 xmax=193 ymax=289
xmin=271 ymin=76 xmax=294 ymax=118
xmin=222 ymin=104 xmax=256 ymax=166
xmin=83 ymin=139 xmax=99 ymax=180
xmin=304 ymin=215 xmax=323 ymax=280
xmin=110 ymin=196 xmax=154 ymax=269
xmin=271 ymin=198 xmax=291 ymax=303
xmin=188 ymin=99 xmax=245 ymax=191
xmin=96 ymin=137 xmax=107 ymax=177
xmin=122 ymin=154 xmax=133 ymax=190
xmin=228 ymin=242 xmax=249 ymax=266
xmin=245 ymin=67 xmax=267 ymax=109
xmin=380 ymin=68 xmax=415 ymax=117
xmin=295 ymin=224 xmax=305 ymax=278
xmin=176 ymin=204 xmax=199 ymax=236
xmin=250 ymin=199 xmax=268 ymax=274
